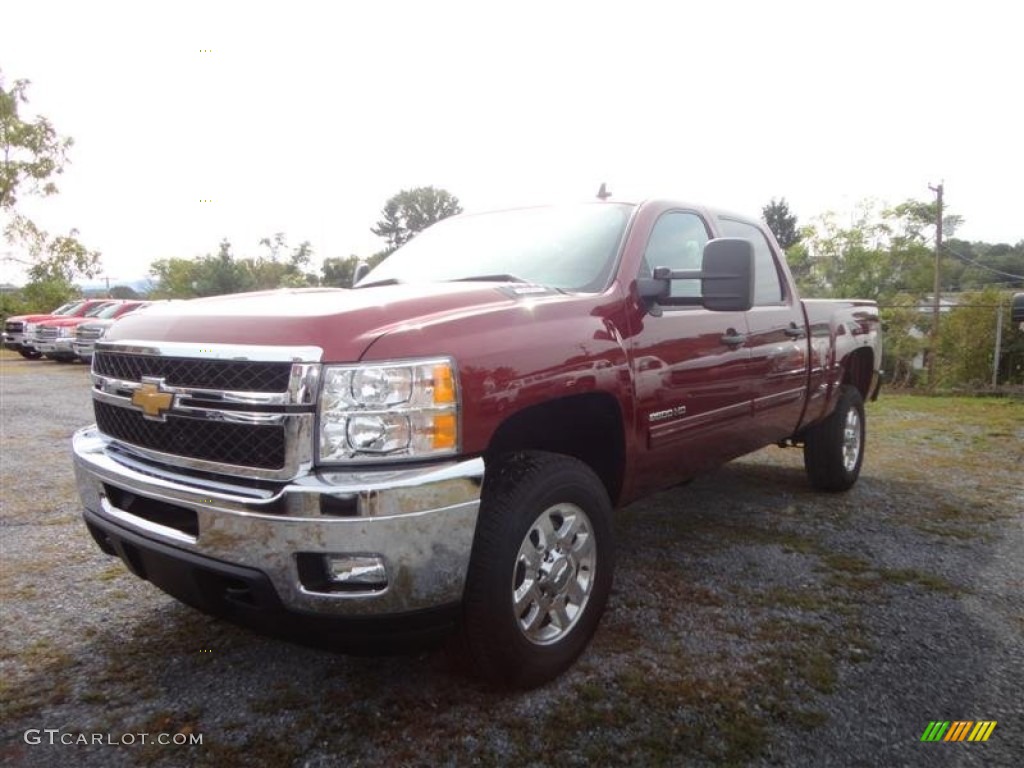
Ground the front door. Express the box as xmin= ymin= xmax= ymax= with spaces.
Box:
xmin=628 ymin=210 xmax=754 ymax=496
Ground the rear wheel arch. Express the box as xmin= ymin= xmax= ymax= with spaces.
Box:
xmin=842 ymin=348 xmax=875 ymax=401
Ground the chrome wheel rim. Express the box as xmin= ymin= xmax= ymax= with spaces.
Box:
xmin=512 ymin=502 xmax=596 ymax=645
xmin=842 ymin=408 xmax=861 ymax=473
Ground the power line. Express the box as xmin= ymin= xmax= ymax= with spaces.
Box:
xmin=941 ymin=244 xmax=1024 ymax=280
xmin=876 ymin=304 xmax=1007 ymax=309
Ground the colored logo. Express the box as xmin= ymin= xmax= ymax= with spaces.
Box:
xmin=131 ymin=380 xmax=175 ymax=420
xmin=920 ymin=721 xmax=997 ymax=742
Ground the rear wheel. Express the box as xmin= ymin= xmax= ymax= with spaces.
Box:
xmin=461 ymin=451 xmax=614 ymax=688
xmin=803 ymin=384 xmax=865 ymax=492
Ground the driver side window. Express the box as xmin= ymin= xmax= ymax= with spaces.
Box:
xmin=641 ymin=212 xmax=710 ymax=298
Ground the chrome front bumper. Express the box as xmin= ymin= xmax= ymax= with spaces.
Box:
xmin=72 ymin=341 xmax=96 ymax=359
xmin=35 ymin=338 xmax=75 ymax=355
xmin=3 ymin=332 xmax=28 ymax=349
xmin=73 ymin=426 xmax=484 ymax=616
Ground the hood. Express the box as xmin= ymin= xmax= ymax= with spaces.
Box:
xmin=77 ymin=319 xmax=116 ymax=330
xmin=41 ymin=316 xmax=95 ymax=328
xmin=104 ymin=284 xmax=531 ymax=361
xmin=7 ymin=313 xmax=62 ymax=324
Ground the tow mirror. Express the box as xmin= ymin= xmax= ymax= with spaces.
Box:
xmin=1012 ymin=293 xmax=1024 ymax=324
xmin=700 ymin=238 xmax=755 ymax=312
xmin=637 ymin=238 xmax=755 ymax=313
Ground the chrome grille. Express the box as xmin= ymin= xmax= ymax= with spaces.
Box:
xmin=95 ymin=400 xmax=286 ymax=469
xmin=36 ymin=327 xmax=58 ymax=341
xmin=93 ymin=351 xmax=292 ymax=392
xmin=77 ymin=326 xmax=104 ymax=341
xmin=5 ymin=321 xmax=24 ymax=333
xmin=89 ymin=342 xmax=321 ymax=480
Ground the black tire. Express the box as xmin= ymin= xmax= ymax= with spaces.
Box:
xmin=461 ymin=451 xmax=614 ymax=689
xmin=803 ymin=384 xmax=865 ymax=492
xmin=17 ymin=348 xmax=42 ymax=360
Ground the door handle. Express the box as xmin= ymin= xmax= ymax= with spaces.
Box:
xmin=720 ymin=331 xmax=746 ymax=346
xmin=784 ymin=324 xmax=805 ymax=339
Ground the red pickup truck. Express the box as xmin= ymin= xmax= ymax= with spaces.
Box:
xmin=72 ymin=200 xmax=881 ymax=687
xmin=4 ymin=299 xmax=112 ymax=359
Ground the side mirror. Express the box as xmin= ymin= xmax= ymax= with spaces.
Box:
xmin=637 ymin=238 xmax=755 ymax=313
xmin=352 ymin=262 xmax=370 ymax=288
xmin=1012 ymin=293 xmax=1024 ymax=324
xmin=700 ymin=238 xmax=754 ymax=312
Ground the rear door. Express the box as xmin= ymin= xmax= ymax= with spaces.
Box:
xmin=716 ymin=217 xmax=807 ymax=444
xmin=628 ymin=210 xmax=755 ymax=494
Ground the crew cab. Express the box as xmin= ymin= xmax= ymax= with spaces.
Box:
xmin=72 ymin=200 xmax=881 ymax=687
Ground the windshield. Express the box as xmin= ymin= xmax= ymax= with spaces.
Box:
xmin=84 ymin=302 xmax=115 ymax=317
xmin=359 ymin=203 xmax=634 ymax=293
xmin=95 ymin=302 xmax=136 ymax=319
xmin=53 ymin=301 xmax=83 ymax=315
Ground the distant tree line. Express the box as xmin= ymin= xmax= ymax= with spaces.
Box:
xmin=762 ymin=199 xmax=1024 ymax=388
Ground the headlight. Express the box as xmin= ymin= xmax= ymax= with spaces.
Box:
xmin=317 ymin=358 xmax=459 ymax=463
xmin=58 ymin=327 xmax=72 ymax=337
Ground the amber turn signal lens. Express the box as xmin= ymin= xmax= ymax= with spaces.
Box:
xmin=433 ymin=364 xmax=456 ymax=405
xmin=432 ymin=413 xmax=457 ymax=450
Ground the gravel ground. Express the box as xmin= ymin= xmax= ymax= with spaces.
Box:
xmin=1 ymin=350 xmax=1021 ymax=767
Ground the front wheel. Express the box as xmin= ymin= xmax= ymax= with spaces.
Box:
xmin=803 ymin=384 xmax=865 ymax=492
xmin=17 ymin=348 xmax=42 ymax=360
xmin=460 ymin=452 xmax=614 ymax=688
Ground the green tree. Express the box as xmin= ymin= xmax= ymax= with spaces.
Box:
xmin=321 ymin=255 xmax=360 ymax=288
xmin=371 ymin=186 xmax=462 ymax=252
xmin=251 ymin=234 xmax=317 ymax=289
xmin=1 ymin=70 xmax=101 ymax=284
xmin=0 ymin=280 xmax=81 ymax=322
xmin=762 ymin=198 xmax=801 ymax=250
xmin=191 ymin=240 xmax=254 ymax=297
xmin=0 ymin=73 xmax=72 ymax=209
xmin=935 ymin=288 xmax=1014 ymax=387
xmin=20 ymin=278 xmax=78 ymax=313
xmin=150 ymin=236 xmax=319 ymax=298
xmin=109 ymin=285 xmax=139 ymax=299
xmin=800 ymin=200 xmax=936 ymax=302
xmin=149 ymin=256 xmax=201 ymax=298
xmin=880 ymin=294 xmax=926 ymax=388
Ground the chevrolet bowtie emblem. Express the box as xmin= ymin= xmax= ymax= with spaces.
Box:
xmin=131 ymin=381 xmax=174 ymax=419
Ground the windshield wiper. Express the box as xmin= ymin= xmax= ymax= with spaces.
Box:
xmin=448 ymin=274 xmax=568 ymax=294
xmin=353 ymin=278 xmax=401 ymax=289
xmin=448 ymin=274 xmax=530 ymax=283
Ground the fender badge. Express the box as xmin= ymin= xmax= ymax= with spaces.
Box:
xmin=131 ymin=381 xmax=174 ymax=420
xmin=649 ymin=405 xmax=687 ymax=423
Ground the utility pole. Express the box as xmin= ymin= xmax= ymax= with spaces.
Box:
xmin=928 ymin=182 xmax=943 ymax=388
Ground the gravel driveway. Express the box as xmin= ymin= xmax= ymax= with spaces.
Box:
xmin=1 ymin=351 xmax=1021 ymax=767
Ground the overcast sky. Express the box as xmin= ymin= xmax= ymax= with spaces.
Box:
xmin=2 ymin=0 xmax=1021 ymax=286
